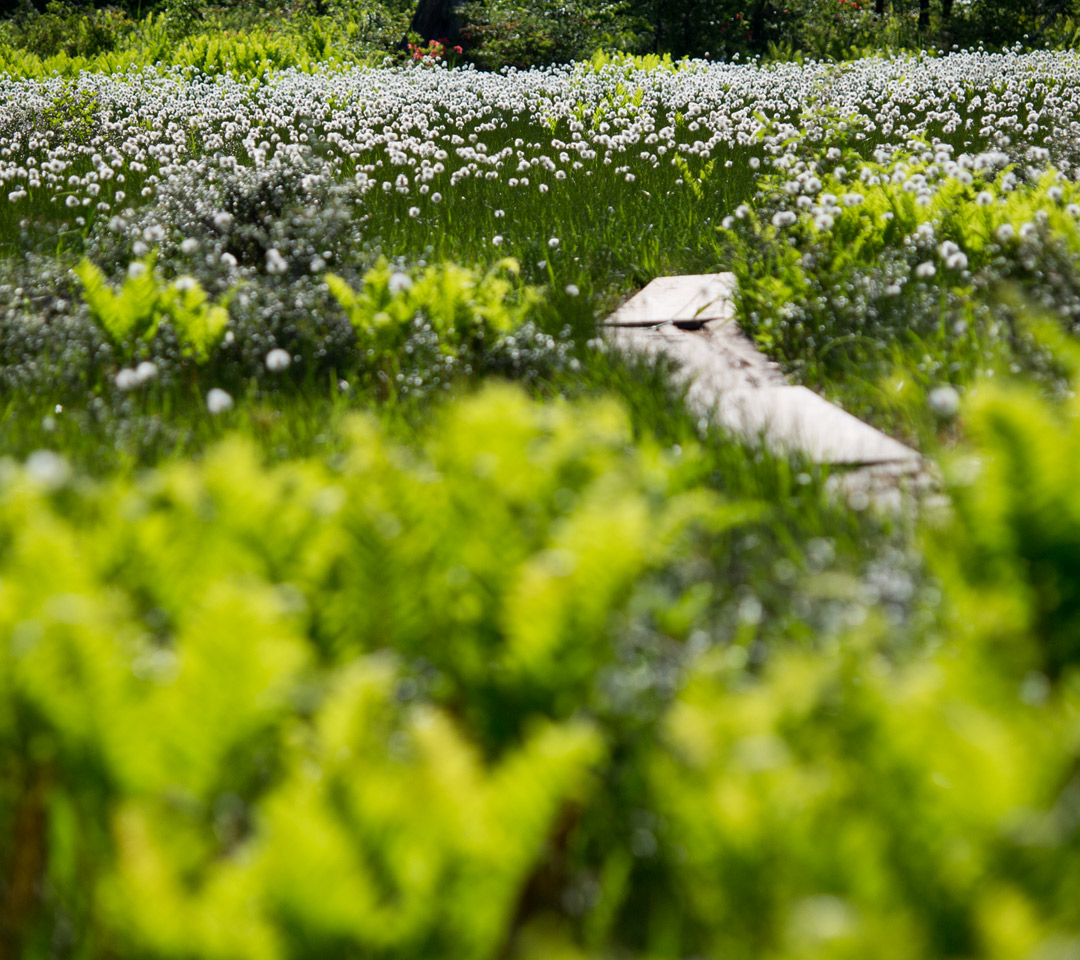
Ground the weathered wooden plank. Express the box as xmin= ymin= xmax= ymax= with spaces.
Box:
xmin=604 ymin=273 xmax=737 ymax=327
xmin=714 ymin=386 xmax=921 ymax=465
xmin=604 ymin=274 xmax=922 ymax=468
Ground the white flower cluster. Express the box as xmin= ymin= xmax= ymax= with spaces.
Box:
xmin=0 ymin=48 xmax=1075 ymax=235
xmin=114 ymin=360 xmax=158 ymax=390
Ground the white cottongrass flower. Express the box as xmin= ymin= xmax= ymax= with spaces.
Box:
xmin=431 ymin=192 xmax=442 ymax=203
xmin=128 ymin=261 xmax=148 ymax=279
xmin=388 ymin=272 xmax=413 ymax=295
xmin=772 ymin=210 xmax=797 ymax=227
xmin=564 ymin=284 xmax=580 ymax=297
xmin=135 ymin=361 xmax=158 ymax=384
xmin=928 ymin=385 xmax=961 ymax=417
xmin=492 ymin=235 xmax=504 ymax=246
xmin=213 ymin=211 xmax=233 ymax=230
xmin=25 ymin=450 xmax=70 ymax=489
xmin=975 ymin=191 xmax=994 ymax=206
xmin=915 ymin=261 xmax=937 ymax=278
xmin=115 ymin=368 xmax=140 ymax=391
xmin=548 ymin=237 xmax=560 ymax=248
xmin=265 ymin=348 xmax=292 ymax=372
xmin=206 ymin=388 xmax=234 ymax=414
xmin=408 ymin=206 xmax=420 ymax=218
xmin=996 ymin=223 xmax=1016 ymax=242
xmin=1019 ymin=222 xmax=1037 ymax=240
xmin=266 ymin=248 xmax=289 ymax=274
xmin=180 ymin=237 xmax=200 ymax=254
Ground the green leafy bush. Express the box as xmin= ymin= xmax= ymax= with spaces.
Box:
xmin=930 ymin=324 xmax=1080 ymax=678
xmin=0 ymin=7 xmax=395 ymax=80
xmin=10 ymin=1 xmax=134 ymax=59
xmin=75 ymin=255 xmax=232 ymax=362
xmin=5 ymin=378 xmax=1080 ymax=959
xmin=652 ymin=621 xmax=1080 ymax=960
xmin=326 ymin=256 xmax=537 ymax=383
xmin=718 ymin=118 xmax=1080 ymax=429
xmin=0 ymin=385 xmax=726 ymax=957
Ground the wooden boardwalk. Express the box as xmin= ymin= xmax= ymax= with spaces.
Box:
xmin=605 ymin=274 xmax=924 ymax=479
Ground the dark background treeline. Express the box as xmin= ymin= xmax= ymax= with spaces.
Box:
xmin=0 ymin=0 xmax=1076 ymax=68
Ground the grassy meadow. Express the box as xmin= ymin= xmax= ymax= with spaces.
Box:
xmin=4 ymin=25 xmax=1080 ymax=960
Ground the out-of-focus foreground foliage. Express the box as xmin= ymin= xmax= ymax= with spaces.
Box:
xmin=3 ymin=377 xmax=1080 ymax=959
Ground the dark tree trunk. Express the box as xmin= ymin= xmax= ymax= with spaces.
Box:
xmin=875 ymin=0 xmax=886 ymax=15
xmin=941 ymin=0 xmax=953 ymax=18
xmin=918 ymin=0 xmax=929 ymax=30
xmin=401 ymin=0 xmax=463 ymax=48
xmin=749 ymin=0 xmax=768 ymax=50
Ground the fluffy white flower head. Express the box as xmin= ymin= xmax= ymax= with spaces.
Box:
xmin=206 ymin=388 xmax=234 ymax=415
xmin=265 ymin=349 xmax=291 ymax=372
